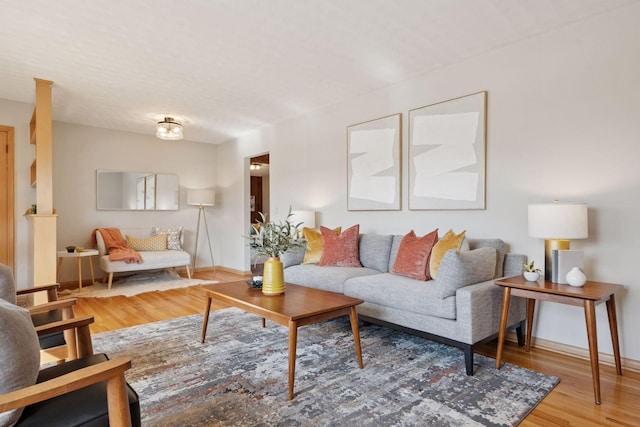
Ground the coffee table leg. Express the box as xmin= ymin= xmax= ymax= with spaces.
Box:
xmin=349 ymin=306 xmax=364 ymax=369
xmin=288 ymin=320 xmax=298 ymax=400
xmin=201 ymin=296 xmax=212 ymax=343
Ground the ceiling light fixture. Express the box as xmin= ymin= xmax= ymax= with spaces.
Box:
xmin=156 ymin=116 xmax=183 ymax=140
xmin=250 ymin=163 xmax=261 ymax=171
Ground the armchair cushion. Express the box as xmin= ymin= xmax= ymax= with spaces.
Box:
xmin=17 ymin=354 xmax=141 ymax=427
xmin=0 ymin=263 xmax=17 ymax=305
xmin=0 ymin=299 xmax=41 ymax=426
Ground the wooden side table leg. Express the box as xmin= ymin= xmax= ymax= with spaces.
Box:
xmin=606 ymin=295 xmax=622 ymax=375
xmin=288 ymin=320 xmax=298 ymax=400
xmin=495 ymin=287 xmax=511 ymax=369
xmin=349 ymin=306 xmax=364 ymax=369
xmin=526 ymin=298 xmax=536 ymax=352
xmin=584 ymin=300 xmax=601 ymax=404
xmin=201 ymin=296 xmax=212 ymax=343
xmin=88 ymin=256 xmax=96 ymax=285
xmin=77 ymin=257 xmax=82 ymax=289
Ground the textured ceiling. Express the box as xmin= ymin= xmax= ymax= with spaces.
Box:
xmin=1 ymin=0 xmax=634 ymax=144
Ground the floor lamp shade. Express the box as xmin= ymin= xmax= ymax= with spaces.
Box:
xmin=528 ymin=202 xmax=588 ymax=281
xmin=187 ymin=190 xmax=215 ymax=206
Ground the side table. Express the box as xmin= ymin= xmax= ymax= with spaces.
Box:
xmin=494 ymin=275 xmax=623 ymax=404
xmin=57 ymin=249 xmax=99 ymax=289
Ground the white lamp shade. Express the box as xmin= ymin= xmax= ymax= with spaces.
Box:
xmin=528 ymin=202 xmax=588 ymax=239
xmin=187 ymin=189 xmax=215 ymax=206
xmin=290 ymin=210 xmax=316 ymax=229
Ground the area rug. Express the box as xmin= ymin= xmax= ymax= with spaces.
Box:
xmin=62 ymin=270 xmax=216 ymax=298
xmin=92 ymin=308 xmax=559 ymax=426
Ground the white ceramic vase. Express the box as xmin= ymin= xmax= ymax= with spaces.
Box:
xmin=523 ymin=271 xmax=540 ymax=282
xmin=566 ymin=267 xmax=587 ymax=287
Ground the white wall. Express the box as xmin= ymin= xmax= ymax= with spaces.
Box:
xmin=217 ymin=4 xmax=640 ymax=362
xmin=3 ymin=111 xmax=219 ymax=285
xmin=51 ymin=122 xmax=219 ymax=281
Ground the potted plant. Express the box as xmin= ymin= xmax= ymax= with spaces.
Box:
xmin=523 ymin=260 xmax=542 ymax=282
xmin=246 ymin=208 xmax=304 ymax=295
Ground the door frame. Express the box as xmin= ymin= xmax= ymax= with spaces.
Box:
xmin=0 ymin=125 xmax=15 ymax=271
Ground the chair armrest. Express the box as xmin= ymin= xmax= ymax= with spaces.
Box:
xmin=16 ymin=283 xmax=61 ymax=302
xmin=28 ymin=298 xmax=77 ymax=315
xmin=0 ymin=356 xmax=132 ymax=413
xmin=35 ymin=316 xmax=94 ymax=336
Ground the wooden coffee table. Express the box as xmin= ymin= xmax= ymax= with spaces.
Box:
xmin=200 ymin=281 xmax=365 ymax=400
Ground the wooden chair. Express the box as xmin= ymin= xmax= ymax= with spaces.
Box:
xmin=0 ymin=295 xmax=140 ymax=426
xmin=1 ymin=264 xmax=79 ymax=362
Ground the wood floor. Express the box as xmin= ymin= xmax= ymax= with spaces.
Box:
xmin=72 ymin=270 xmax=639 ymax=426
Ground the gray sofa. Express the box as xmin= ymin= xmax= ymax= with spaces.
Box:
xmin=283 ymin=234 xmax=527 ymax=375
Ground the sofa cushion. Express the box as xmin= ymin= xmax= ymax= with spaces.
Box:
xmin=435 ymin=247 xmax=497 ymax=299
xmin=318 ymin=225 xmax=362 ymax=267
xmin=467 ymin=238 xmax=506 ymax=278
xmin=0 ymin=298 xmax=41 ymax=426
xmin=359 ymin=234 xmax=393 ymax=272
xmin=284 ymin=264 xmax=379 ymax=294
xmin=152 ymin=226 xmax=183 ymax=250
xmin=302 ymin=227 xmax=341 ymax=264
xmin=126 ymin=234 xmax=167 ymax=251
xmin=391 ymin=229 xmax=438 ymax=281
xmin=99 ymin=250 xmax=191 ymax=273
xmin=430 ymin=229 xmax=466 ymax=279
xmin=280 ymin=244 xmax=306 ymax=268
xmin=344 ymin=273 xmax=457 ymax=320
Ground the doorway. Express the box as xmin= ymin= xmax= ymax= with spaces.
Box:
xmin=0 ymin=126 xmax=15 ymax=270
xmin=249 ymin=153 xmax=270 ymax=223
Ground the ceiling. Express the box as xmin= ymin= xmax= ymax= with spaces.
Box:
xmin=1 ymin=0 xmax=634 ymax=144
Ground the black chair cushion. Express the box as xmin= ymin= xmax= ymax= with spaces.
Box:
xmin=30 ymin=309 xmax=66 ymax=349
xmin=17 ymin=354 xmax=141 ymax=427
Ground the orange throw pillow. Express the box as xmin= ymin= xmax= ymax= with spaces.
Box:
xmin=317 ymin=225 xmax=362 ymax=267
xmin=391 ymin=229 xmax=439 ymax=281
xmin=429 ymin=229 xmax=467 ymax=279
xmin=302 ymin=226 xmax=341 ymax=264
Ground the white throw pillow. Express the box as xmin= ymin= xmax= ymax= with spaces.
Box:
xmin=152 ymin=226 xmax=183 ymax=250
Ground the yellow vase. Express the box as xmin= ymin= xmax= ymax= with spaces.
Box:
xmin=262 ymin=257 xmax=285 ymax=295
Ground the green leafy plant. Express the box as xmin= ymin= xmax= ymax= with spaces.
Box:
xmin=523 ymin=260 xmax=542 ymax=273
xmin=245 ymin=208 xmax=304 ymax=258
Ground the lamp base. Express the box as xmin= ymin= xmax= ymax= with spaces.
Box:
xmin=544 ymin=239 xmax=570 ymax=282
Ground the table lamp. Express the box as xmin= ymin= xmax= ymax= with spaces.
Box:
xmin=528 ymin=201 xmax=588 ymax=282
xmin=289 ymin=210 xmax=316 ymax=238
xmin=187 ymin=189 xmax=216 ymax=272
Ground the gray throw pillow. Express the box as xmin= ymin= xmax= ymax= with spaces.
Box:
xmin=0 ymin=263 xmax=17 ymax=305
xmin=435 ymin=247 xmax=497 ymax=299
xmin=0 ymin=298 xmax=41 ymax=426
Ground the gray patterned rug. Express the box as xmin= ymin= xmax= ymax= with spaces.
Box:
xmin=93 ymin=308 xmax=558 ymax=426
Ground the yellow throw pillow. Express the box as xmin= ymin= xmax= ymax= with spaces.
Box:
xmin=126 ymin=234 xmax=167 ymax=251
xmin=302 ymin=226 xmax=341 ymax=264
xmin=429 ymin=229 xmax=466 ymax=279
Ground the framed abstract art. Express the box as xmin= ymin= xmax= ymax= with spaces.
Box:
xmin=408 ymin=91 xmax=487 ymax=210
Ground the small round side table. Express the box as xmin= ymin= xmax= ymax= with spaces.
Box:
xmin=56 ymin=249 xmax=99 ymax=289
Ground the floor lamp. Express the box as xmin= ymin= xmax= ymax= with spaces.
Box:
xmin=187 ymin=189 xmax=216 ymax=272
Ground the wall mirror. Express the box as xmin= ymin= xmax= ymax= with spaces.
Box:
xmin=96 ymin=170 xmax=179 ymax=210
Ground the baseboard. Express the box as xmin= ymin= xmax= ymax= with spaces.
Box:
xmin=505 ymin=331 xmax=639 ymax=373
xmin=192 ymin=265 xmax=252 ymax=276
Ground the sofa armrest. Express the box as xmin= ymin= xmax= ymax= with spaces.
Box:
xmin=503 ymin=253 xmax=526 ymax=277
xmin=455 ymin=279 xmax=526 ymax=344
